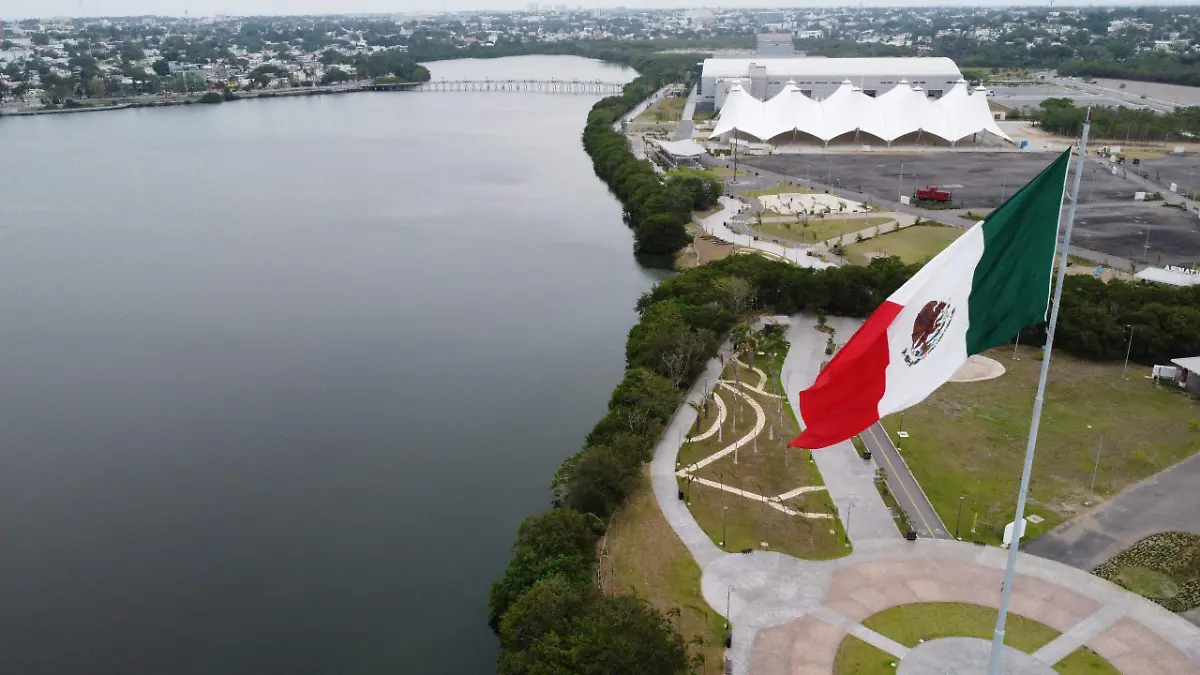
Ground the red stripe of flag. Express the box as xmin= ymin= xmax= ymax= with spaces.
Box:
xmin=789 ymin=301 xmax=904 ymax=450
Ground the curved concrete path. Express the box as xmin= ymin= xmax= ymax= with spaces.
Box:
xmin=679 ymin=374 xmax=829 ymax=519
xmin=650 ymin=318 xmax=1200 ymax=675
xmin=697 ymin=197 xmax=836 ymax=269
xmin=691 ymin=391 xmax=728 ymax=443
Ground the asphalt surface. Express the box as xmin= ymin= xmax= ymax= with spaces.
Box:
xmin=742 ymin=152 xmax=1200 ymax=267
xmin=1137 ymin=153 xmax=1200 ymax=198
xmin=989 ymin=83 xmax=1132 ymax=111
xmin=859 ymin=421 xmax=951 ymax=539
xmin=1025 ymin=452 xmax=1200 ymax=571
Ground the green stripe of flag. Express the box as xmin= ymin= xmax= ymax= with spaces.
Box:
xmin=965 ymin=149 xmax=1072 ymax=355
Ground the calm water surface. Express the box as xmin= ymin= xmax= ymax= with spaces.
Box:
xmin=0 ymin=56 xmax=656 ymax=675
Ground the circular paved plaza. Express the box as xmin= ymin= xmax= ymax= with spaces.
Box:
xmin=702 ymin=538 xmax=1200 ymax=675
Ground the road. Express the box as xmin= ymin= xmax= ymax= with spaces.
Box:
xmin=859 ymin=421 xmax=952 ymax=539
xmin=1024 ymin=452 xmax=1200 ymax=570
xmin=1052 ymin=76 xmax=1184 ymax=114
xmin=673 ymin=85 xmax=697 ymax=141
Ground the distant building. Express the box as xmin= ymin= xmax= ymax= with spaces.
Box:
xmin=757 ymin=11 xmax=787 ymax=26
xmin=167 ymin=61 xmax=207 ymax=82
xmin=700 ymin=56 xmax=963 ymax=107
xmin=1165 ymin=357 xmax=1200 ymax=395
xmin=756 ymin=34 xmax=796 ymax=57
xmin=1134 ymin=266 xmax=1200 ymax=287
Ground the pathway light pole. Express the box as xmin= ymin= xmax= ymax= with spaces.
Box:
xmin=1122 ymin=324 xmax=1134 ymax=380
xmin=726 ymin=585 xmax=735 ymax=647
xmin=1013 ymin=330 xmax=1021 ymax=360
xmin=955 ymin=495 xmax=965 ymax=539
xmin=721 ymin=506 xmax=728 ymax=547
xmin=1086 ymin=433 xmax=1104 ymax=506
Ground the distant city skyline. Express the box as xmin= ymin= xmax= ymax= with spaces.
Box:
xmin=3 ymin=0 xmax=1180 ymax=21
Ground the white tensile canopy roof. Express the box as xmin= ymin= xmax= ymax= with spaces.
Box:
xmin=651 ymin=138 xmax=707 ymax=157
xmin=711 ymin=79 xmax=1011 ymax=145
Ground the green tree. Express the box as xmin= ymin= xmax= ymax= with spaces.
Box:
xmin=152 ymin=58 xmax=170 ymax=76
xmin=320 ymin=69 xmax=352 ymax=85
xmin=504 ymin=592 xmax=695 ymax=675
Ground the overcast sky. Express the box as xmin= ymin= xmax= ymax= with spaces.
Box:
xmin=4 ymin=1 xmax=1165 ymax=22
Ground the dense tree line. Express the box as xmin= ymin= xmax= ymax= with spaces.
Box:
xmin=489 ymin=245 xmax=1200 ymax=672
xmin=1027 ymin=98 xmax=1200 ymax=141
xmin=487 ymin=255 xmax=918 ymax=674
xmin=578 ymin=54 xmax=720 ymax=255
xmin=1059 ymin=52 xmax=1200 ymax=88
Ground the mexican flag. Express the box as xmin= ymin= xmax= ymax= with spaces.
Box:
xmin=790 ymin=149 xmax=1071 ymax=450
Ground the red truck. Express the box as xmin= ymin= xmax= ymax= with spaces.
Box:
xmin=914 ymin=186 xmax=953 ymax=203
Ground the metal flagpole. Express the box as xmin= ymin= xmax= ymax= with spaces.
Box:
xmin=986 ymin=109 xmax=1092 ymax=675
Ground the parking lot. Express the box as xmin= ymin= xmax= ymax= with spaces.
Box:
xmin=744 ymin=151 xmax=1200 ymax=266
xmin=746 ymin=152 xmax=1141 ymax=207
xmin=1136 ymin=153 xmax=1200 ymax=197
xmin=988 ymin=84 xmax=1132 ymax=111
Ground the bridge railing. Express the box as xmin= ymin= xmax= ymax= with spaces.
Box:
xmin=414 ymin=79 xmax=625 ymax=94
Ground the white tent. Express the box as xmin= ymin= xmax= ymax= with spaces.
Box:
xmin=710 ymin=79 xmax=1010 ymax=145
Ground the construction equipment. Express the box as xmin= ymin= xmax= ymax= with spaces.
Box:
xmin=914 ymin=186 xmax=953 ymax=203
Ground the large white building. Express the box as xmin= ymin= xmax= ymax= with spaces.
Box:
xmin=711 ymin=79 xmax=1010 ymax=147
xmin=699 ymin=56 xmax=964 ymax=109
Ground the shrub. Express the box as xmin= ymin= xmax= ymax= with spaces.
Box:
xmin=1094 ymin=531 xmax=1200 ymax=613
xmin=198 ymin=92 xmax=223 ymax=104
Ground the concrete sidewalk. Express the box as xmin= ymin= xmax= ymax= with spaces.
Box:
xmin=781 ymin=315 xmax=902 ymax=544
xmin=696 ymin=197 xmax=836 ymax=269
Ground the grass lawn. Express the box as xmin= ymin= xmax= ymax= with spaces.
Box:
xmin=834 ymin=601 xmax=1068 ymax=675
xmin=692 ymin=107 xmax=718 ymax=122
xmin=637 ymin=95 xmax=686 ymax=123
xmin=1093 ymin=531 xmax=1200 ymax=613
xmin=752 ymin=216 xmax=894 ymax=245
xmin=1053 ymin=646 xmax=1122 ymax=674
xmin=704 ymin=165 xmax=753 ymax=179
xmin=880 ymin=346 xmax=1200 ymax=545
xmin=744 ymin=182 xmax=823 ymax=198
xmin=842 ymin=224 xmax=963 ymax=265
xmin=832 ymin=635 xmax=896 ymax=675
xmin=602 ymin=471 xmax=727 ymax=675
xmin=679 ymin=348 xmax=848 ymax=560
xmin=864 ymin=602 xmax=1059 ymax=652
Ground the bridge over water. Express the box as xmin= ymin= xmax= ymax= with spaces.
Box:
xmin=414 ymin=79 xmax=626 ymax=94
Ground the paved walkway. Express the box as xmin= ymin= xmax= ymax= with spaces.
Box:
xmin=782 ymin=315 xmax=902 ymax=544
xmin=696 ymin=197 xmax=836 ymax=269
xmin=649 ymin=316 xmax=1200 ymax=675
xmin=1024 ymin=452 xmax=1200 ymax=570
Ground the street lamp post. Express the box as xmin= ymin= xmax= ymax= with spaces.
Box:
xmin=721 ymin=505 xmax=728 ymax=547
xmin=1086 ymin=435 xmax=1104 ymax=506
xmin=726 ymin=585 xmax=734 ymax=648
xmin=955 ymin=495 xmax=965 ymax=539
xmin=898 ymin=162 xmax=905 ymax=202
xmin=1012 ymin=330 xmax=1021 ymax=360
xmin=1122 ymin=324 xmax=1134 ymax=380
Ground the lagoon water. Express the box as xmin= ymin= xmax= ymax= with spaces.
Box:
xmin=0 ymin=56 xmax=655 ymax=674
